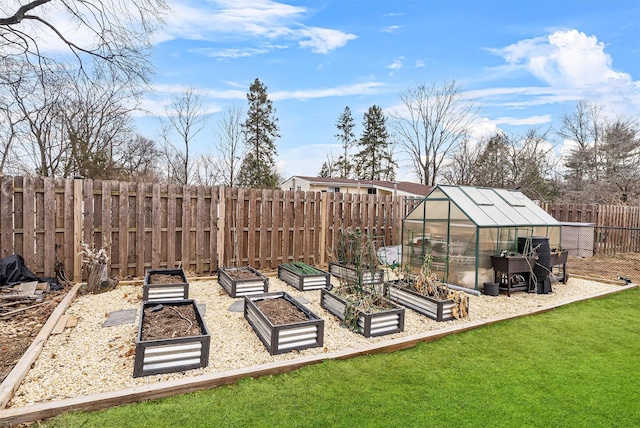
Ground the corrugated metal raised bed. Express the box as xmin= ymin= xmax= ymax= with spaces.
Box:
xmin=218 ymin=266 xmax=269 ymax=297
xmin=386 ymin=281 xmax=457 ymax=322
xmin=244 ymin=292 xmax=324 ymax=355
xmin=278 ymin=262 xmax=330 ymax=291
xmin=134 ymin=299 xmax=210 ymax=378
xmin=328 ymin=262 xmax=384 ymax=291
xmin=142 ymin=268 xmax=189 ymax=301
xmin=320 ymin=288 xmax=404 ymax=338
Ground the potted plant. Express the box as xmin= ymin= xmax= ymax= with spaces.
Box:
xmin=321 ymin=230 xmax=404 ymax=338
xmin=386 ymin=256 xmax=469 ymax=321
xmin=218 ymin=266 xmax=269 ymax=297
xmin=244 ymin=291 xmax=324 ymax=355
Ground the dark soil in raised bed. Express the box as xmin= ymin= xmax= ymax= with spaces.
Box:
xmin=224 ymin=268 xmax=262 ymax=280
xmin=140 ymin=303 xmax=203 ymax=341
xmin=255 ymin=298 xmax=309 ymax=325
xmin=148 ymin=273 xmax=185 ymax=284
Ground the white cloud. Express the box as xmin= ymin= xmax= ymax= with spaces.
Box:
xmin=381 ymin=25 xmax=401 ymax=33
xmin=271 ymin=82 xmax=384 ymax=101
xmin=491 ymin=29 xmax=628 ymax=88
xmin=297 ymin=27 xmax=358 ymax=54
xmin=491 ymin=115 xmax=552 ymax=127
xmin=189 ymin=47 xmax=271 ymax=59
xmin=415 ymin=60 xmax=425 ymax=68
xmin=157 ymin=0 xmax=357 ymax=54
xmin=386 ymin=57 xmax=404 ymax=71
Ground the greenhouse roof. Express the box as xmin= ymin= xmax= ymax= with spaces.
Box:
xmin=420 ymin=185 xmax=560 ymax=228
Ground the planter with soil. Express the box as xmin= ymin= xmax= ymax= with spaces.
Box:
xmin=320 ymin=288 xmax=404 ymax=338
xmin=386 ymin=280 xmax=467 ymax=321
xmin=244 ymin=292 xmax=324 ymax=355
xmin=278 ymin=262 xmax=331 ymax=291
xmin=218 ymin=266 xmax=269 ymax=297
xmin=142 ymin=268 xmax=189 ymax=301
xmin=134 ymin=299 xmax=210 ymax=378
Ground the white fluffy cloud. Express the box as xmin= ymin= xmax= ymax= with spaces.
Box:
xmin=492 ymin=29 xmax=630 ymax=88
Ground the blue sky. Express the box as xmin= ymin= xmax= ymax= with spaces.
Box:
xmin=136 ymin=0 xmax=640 ymax=181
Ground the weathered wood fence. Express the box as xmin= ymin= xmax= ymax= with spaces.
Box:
xmin=0 ymin=176 xmax=405 ymax=281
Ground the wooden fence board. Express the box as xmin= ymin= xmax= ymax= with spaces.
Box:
xmin=1 ymin=177 xmax=14 ymax=260
xmin=22 ymin=176 xmax=35 ymax=270
xmin=43 ymin=179 xmax=55 ymax=277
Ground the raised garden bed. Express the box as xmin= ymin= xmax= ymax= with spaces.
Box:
xmin=142 ymin=268 xmax=189 ymax=301
xmin=278 ymin=262 xmax=330 ymax=291
xmin=218 ymin=266 xmax=269 ymax=297
xmin=386 ymin=280 xmax=461 ymax=322
xmin=320 ymin=288 xmax=404 ymax=338
xmin=244 ymin=292 xmax=324 ymax=355
xmin=328 ymin=262 xmax=384 ymax=291
xmin=134 ymin=299 xmax=210 ymax=378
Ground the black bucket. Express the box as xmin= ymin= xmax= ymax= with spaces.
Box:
xmin=518 ymin=236 xmax=551 ymax=293
xmin=483 ymin=282 xmax=500 ymax=296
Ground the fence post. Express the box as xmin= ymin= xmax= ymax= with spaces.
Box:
xmin=319 ymin=191 xmax=328 ymax=268
xmin=217 ymin=186 xmax=226 ymax=270
xmin=73 ymin=176 xmax=83 ymax=282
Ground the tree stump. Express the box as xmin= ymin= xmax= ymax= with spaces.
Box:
xmin=86 ymin=263 xmax=117 ymax=294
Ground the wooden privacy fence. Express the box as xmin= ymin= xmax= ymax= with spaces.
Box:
xmin=0 ymin=176 xmax=405 ymax=281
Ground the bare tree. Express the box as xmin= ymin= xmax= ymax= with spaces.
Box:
xmin=60 ymin=74 xmax=138 ymax=178
xmin=441 ymin=137 xmax=482 ymax=185
xmin=318 ymin=152 xmax=340 ymax=178
xmin=505 ymin=128 xmax=558 ymax=200
xmin=392 ymin=80 xmax=481 ymax=185
xmin=116 ymin=134 xmax=161 ymax=181
xmin=213 ymin=104 xmax=244 ymax=187
xmin=160 ymin=87 xmax=209 ymax=185
xmin=5 ymin=67 xmax=67 ymax=176
xmin=0 ymin=0 xmax=168 ymax=86
xmin=598 ymin=118 xmax=640 ymax=203
xmin=557 ymin=100 xmax=604 ymax=194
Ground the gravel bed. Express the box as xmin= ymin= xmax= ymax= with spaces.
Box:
xmin=8 ymin=275 xmax=619 ymax=407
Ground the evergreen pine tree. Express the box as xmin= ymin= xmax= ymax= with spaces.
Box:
xmin=334 ymin=106 xmax=356 ymax=178
xmin=237 ymin=78 xmax=280 ymax=189
xmin=354 ymin=105 xmax=397 ymax=180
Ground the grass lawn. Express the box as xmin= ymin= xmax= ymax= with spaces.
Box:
xmin=43 ymin=288 xmax=640 ymax=427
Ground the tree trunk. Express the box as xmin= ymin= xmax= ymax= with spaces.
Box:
xmin=86 ymin=263 xmax=116 ymax=294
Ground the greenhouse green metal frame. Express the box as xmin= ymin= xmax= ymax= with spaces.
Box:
xmin=401 ymin=185 xmax=561 ymax=290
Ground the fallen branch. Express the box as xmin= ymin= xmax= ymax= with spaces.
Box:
xmin=0 ymin=301 xmax=51 ymax=320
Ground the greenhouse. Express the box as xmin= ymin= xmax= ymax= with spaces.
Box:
xmin=402 ymin=184 xmax=562 ymax=290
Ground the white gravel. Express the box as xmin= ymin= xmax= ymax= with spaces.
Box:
xmin=8 ymin=274 xmax=619 ymax=408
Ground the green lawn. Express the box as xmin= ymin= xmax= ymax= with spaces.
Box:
xmin=45 ymin=288 xmax=640 ymax=427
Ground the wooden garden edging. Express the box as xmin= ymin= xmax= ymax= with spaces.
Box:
xmin=0 ymin=283 xmax=81 ymax=409
xmin=0 ymin=282 xmax=636 ymax=427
